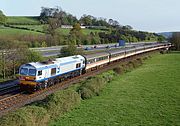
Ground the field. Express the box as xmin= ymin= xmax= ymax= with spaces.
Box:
xmin=0 ymin=16 xmax=107 ymax=37
xmin=0 ymin=27 xmax=43 ymax=36
xmin=10 ymin=25 xmax=105 ymax=35
xmin=50 ymin=53 xmax=180 ymax=126
xmin=7 ymin=16 xmax=40 ymax=25
xmin=57 ymin=28 xmax=105 ymax=35
xmin=12 ymin=24 xmax=45 ymax=31
xmin=0 ymin=27 xmax=105 ymax=38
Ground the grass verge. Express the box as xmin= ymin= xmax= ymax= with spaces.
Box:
xmin=49 ymin=53 xmax=180 ymax=126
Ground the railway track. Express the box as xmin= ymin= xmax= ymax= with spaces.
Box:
xmin=0 ymin=85 xmax=20 ymax=96
xmin=0 ymin=51 xmax=160 ymax=117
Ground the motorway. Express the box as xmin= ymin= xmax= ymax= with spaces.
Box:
xmin=31 ymin=42 xmax=157 ymax=57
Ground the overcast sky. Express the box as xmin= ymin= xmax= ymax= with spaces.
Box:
xmin=0 ymin=0 xmax=179 ymax=32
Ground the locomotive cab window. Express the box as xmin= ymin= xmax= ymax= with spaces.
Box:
xmin=51 ymin=68 xmax=56 ymax=75
xmin=20 ymin=68 xmax=28 ymax=75
xmin=29 ymin=69 xmax=36 ymax=76
xmin=38 ymin=70 xmax=42 ymax=76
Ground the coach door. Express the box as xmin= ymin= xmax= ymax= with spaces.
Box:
xmin=44 ymin=69 xmax=49 ymax=79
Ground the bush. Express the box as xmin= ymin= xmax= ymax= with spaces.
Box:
xmin=60 ymin=44 xmax=84 ymax=57
xmin=143 ymin=56 xmax=148 ymax=60
xmin=125 ymin=61 xmax=134 ymax=72
xmin=136 ymin=58 xmax=143 ymax=65
xmin=123 ymin=58 xmax=144 ymax=72
xmin=0 ymin=106 xmax=49 ymax=126
xmin=78 ymin=71 xmax=116 ymax=100
xmin=100 ymin=70 xmax=115 ymax=82
xmin=79 ymin=87 xmax=95 ymax=99
xmin=119 ymin=64 xmax=126 ymax=72
xmin=44 ymin=89 xmax=81 ymax=119
xmin=113 ymin=66 xmax=124 ymax=75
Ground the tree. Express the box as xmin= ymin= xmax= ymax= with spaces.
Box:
xmin=44 ymin=18 xmax=61 ymax=36
xmin=0 ymin=40 xmax=43 ymax=79
xmin=39 ymin=7 xmax=62 ymax=23
xmin=71 ymin=23 xmax=82 ymax=33
xmin=26 ymin=50 xmax=44 ymax=62
xmin=170 ymin=32 xmax=180 ymax=50
xmin=43 ymin=17 xmax=61 ymax=46
xmin=157 ymin=35 xmax=165 ymax=42
xmin=120 ymin=35 xmax=129 ymax=42
xmin=41 ymin=41 xmax=47 ymax=47
xmin=60 ymin=43 xmax=83 ymax=57
xmin=125 ymin=25 xmax=133 ymax=30
xmin=39 ymin=7 xmax=78 ymax=25
xmin=79 ymin=15 xmax=93 ymax=26
xmin=69 ymin=23 xmax=84 ymax=45
xmin=0 ymin=10 xmax=7 ymax=24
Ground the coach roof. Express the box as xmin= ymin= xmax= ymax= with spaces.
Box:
xmin=84 ymin=52 xmax=109 ymax=60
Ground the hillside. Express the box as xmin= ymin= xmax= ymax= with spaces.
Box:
xmin=7 ymin=16 xmax=40 ymax=25
xmin=50 ymin=53 xmax=180 ymax=126
xmin=0 ymin=15 xmax=165 ymax=48
xmin=158 ymin=32 xmax=173 ymax=38
xmin=0 ymin=26 xmax=43 ymax=36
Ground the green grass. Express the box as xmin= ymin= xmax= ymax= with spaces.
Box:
xmin=2 ymin=25 xmax=105 ymax=36
xmin=50 ymin=53 xmax=180 ymax=126
xmin=0 ymin=27 xmax=103 ymax=37
xmin=7 ymin=16 xmax=40 ymax=25
xmin=12 ymin=24 xmax=45 ymax=31
xmin=57 ymin=28 xmax=106 ymax=35
xmin=0 ymin=27 xmax=43 ymax=36
xmin=82 ymin=29 xmax=105 ymax=35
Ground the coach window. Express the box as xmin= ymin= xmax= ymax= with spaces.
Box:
xmin=51 ymin=68 xmax=56 ymax=75
xmin=96 ymin=58 xmax=99 ymax=62
xmin=38 ymin=70 xmax=42 ymax=76
xmin=87 ymin=59 xmax=94 ymax=64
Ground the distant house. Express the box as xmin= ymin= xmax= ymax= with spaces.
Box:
xmin=60 ymin=25 xmax=107 ymax=29
xmin=61 ymin=25 xmax=73 ymax=29
xmin=61 ymin=25 xmax=86 ymax=29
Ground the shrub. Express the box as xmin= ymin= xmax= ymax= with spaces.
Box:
xmin=119 ymin=64 xmax=127 ymax=72
xmin=132 ymin=60 xmax=140 ymax=68
xmin=136 ymin=58 xmax=143 ymax=65
xmin=160 ymin=50 xmax=165 ymax=54
xmin=125 ymin=61 xmax=134 ymax=72
xmin=113 ymin=66 xmax=124 ymax=75
xmin=44 ymin=89 xmax=81 ymax=119
xmin=79 ymin=87 xmax=95 ymax=99
xmin=143 ymin=56 xmax=148 ymax=60
xmin=78 ymin=72 xmax=115 ymax=100
xmin=100 ymin=70 xmax=115 ymax=82
xmin=0 ymin=106 xmax=49 ymax=126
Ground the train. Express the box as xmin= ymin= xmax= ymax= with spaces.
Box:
xmin=18 ymin=42 xmax=171 ymax=92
